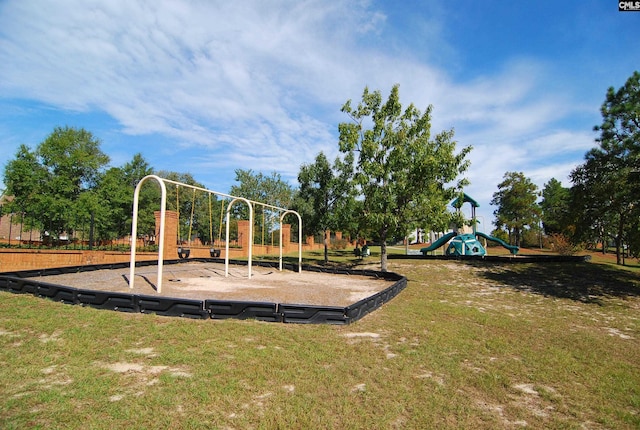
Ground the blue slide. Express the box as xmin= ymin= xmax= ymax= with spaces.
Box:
xmin=420 ymin=232 xmax=457 ymax=254
xmin=475 ymin=231 xmax=519 ymax=255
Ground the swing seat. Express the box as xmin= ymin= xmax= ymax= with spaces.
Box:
xmin=177 ymin=247 xmax=190 ymax=259
xmin=210 ymin=248 xmax=221 ymax=258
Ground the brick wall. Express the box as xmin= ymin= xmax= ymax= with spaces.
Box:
xmin=0 ymin=248 xmax=159 ymax=273
xmin=0 ymin=209 xmax=327 ymax=272
xmin=0 ymin=213 xmax=41 ymax=244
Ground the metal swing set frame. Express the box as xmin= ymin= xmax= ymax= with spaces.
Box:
xmin=128 ymin=175 xmax=302 ymax=293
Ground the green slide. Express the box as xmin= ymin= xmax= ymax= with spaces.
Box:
xmin=420 ymin=232 xmax=457 ymax=254
xmin=475 ymin=231 xmax=519 ymax=255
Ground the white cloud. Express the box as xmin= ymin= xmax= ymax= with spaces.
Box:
xmin=0 ymin=0 xmax=603 ymax=225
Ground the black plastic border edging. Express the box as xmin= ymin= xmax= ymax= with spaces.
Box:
xmin=0 ymin=260 xmax=407 ymax=325
xmin=205 ymin=300 xmax=281 ymax=322
xmin=279 ymin=304 xmax=348 ymax=324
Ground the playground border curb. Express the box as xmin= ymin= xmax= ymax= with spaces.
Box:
xmin=0 ymin=259 xmax=407 ymax=325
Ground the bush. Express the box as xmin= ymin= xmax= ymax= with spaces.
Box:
xmin=548 ymin=233 xmax=580 ymax=256
xmin=521 ymin=229 xmax=541 ymax=248
xmin=330 ymin=238 xmax=349 ymax=250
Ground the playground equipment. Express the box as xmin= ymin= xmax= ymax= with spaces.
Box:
xmin=475 ymin=231 xmax=519 ymax=255
xmin=175 ymin=186 xmax=196 ymax=259
xmin=420 ymin=194 xmax=519 ymax=257
xmin=419 ymin=231 xmax=457 ymax=253
xmin=129 ymin=175 xmax=302 ymax=293
xmin=443 ymin=233 xmax=487 ymax=256
xmin=208 ymin=193 xmax=222 ymax=258
xmin=176 ymin=187 xmax=223 ymax=259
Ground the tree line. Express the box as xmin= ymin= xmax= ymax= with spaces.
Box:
xmin=490 ymin=71 xmax=640 ymax=265
xmin=1 ymin=84 xmax=473 ymax=271
xmin=3 ymin=72 xmax=638 ymax=267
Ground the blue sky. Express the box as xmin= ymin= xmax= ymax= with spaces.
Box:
xmin=1 ymin=0 xmax=638 ymax=230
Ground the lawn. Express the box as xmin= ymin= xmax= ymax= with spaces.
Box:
xmin=1 ymin=251 xmax=638 ymax=429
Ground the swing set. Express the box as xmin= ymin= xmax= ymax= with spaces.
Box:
xmin=175 ymin=187 xmax=223 ymax=259
xmin=129 ymin=175 xmax=302 ymax=293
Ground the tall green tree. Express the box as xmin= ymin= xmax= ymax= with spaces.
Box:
xmin=540 ymin=178 xmax=570 ymax=235
xmin=156 ymin=171 xmax=215 ymax=247
xmin=595 ymin=71 xmax=640 ymax=157
xmin=491 ymin=172 xmax=540 ymax=247
xmin=2 ymin=126 xmax=109 ymax=241
xmin=121 ymin=153 xmax=156 ymax=240
xmin=570 ymin=149 xmax=620 ymax=255
xmin=87 ymin=167 xmax=131 ymax=242
xmin=87 ymin=154 xmax=156 ymax=243
xmin=229 ymin=169 xmax=295 ymax=245
xmin=570 ymin=71 xmax=640 ymax=263
xmin=1 ymin=144 xmax=46 ymax=231
xmin=68 ymin=153 xmax=159 ymax=246
xmin=230 ymin=169 xmax=294 ymax=209
xmin=339 ymin=84 xmax=472 ymax=271
xmin=294 ymin=151 xmax=356 ymax=264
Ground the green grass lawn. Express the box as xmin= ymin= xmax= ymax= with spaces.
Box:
xmin=1 ymin=251 xmax=639 ymax=429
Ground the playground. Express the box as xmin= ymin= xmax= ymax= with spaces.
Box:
xmin=420 ymin=194 xmax=520 ymax=257
xmin=0 ymin=185 xmax=589 ymax=325
xmin=0 ymin=175 xmax=407 ymax=324
xmin=18 ymin=260 xmax=396 ymax=307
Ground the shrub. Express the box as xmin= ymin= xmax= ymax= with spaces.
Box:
xmin=521 ymin=229 xmax=542 ymax=248
xmin=330 ymin=238 xmax=349 ymax=250
xmin=548 ymin=233 xmax=580 ymax=255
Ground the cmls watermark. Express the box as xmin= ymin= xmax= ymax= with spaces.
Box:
xmin=619 ymin=1 xmax=640 ymax=11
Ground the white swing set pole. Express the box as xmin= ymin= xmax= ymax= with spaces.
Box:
xmin=130 ymin=175 xmax=167 ymax=292
xmin=279 ymin=210 xmax=302 ymax=273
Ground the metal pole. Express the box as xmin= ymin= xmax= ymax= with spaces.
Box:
xmin=8 ymin=213 xmax=12 ymax=247
xmin=225 ymin=203 xmax=230 ymax=277
xmin=298 ymin=216 xmax=302 ymax=273
xmin=129 ymin=175 xmax=167 ymax=292
xmin=89 ymin=211 xmax=94 ymax=250
xmin=18 ymin=212 xmax=23 ymax=247
xmin=279 ymin=210 xmax=303 ymax=273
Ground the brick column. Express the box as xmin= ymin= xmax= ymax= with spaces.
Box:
xmin=335 ymin=231 xmax=342 ymax=240
xmin=155 ymin=210 xmax=178 ymax=258
xmin=237 ymin=220 xmax=251 ymax=255
xmin=281 ymin=224 xmax=291 ymax=249
xmin=306 ymin=235 xmax=315 ymax=246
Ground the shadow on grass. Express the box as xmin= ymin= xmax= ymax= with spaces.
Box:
xmin=470 ymin=261 xmax=640 ymax=304
xmin=261 ymin=249 xmax=366 ymax=268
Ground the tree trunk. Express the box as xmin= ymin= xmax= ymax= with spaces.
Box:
xmin=616 ymin=213 xmax=625 ymax=265
xmin=324 ymin=230 xmax=329 ymax=264
xmin=380 ymin=241 xmax=388 ymax=272
xmin=380 ymin=227 xmax=388 ymax=272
